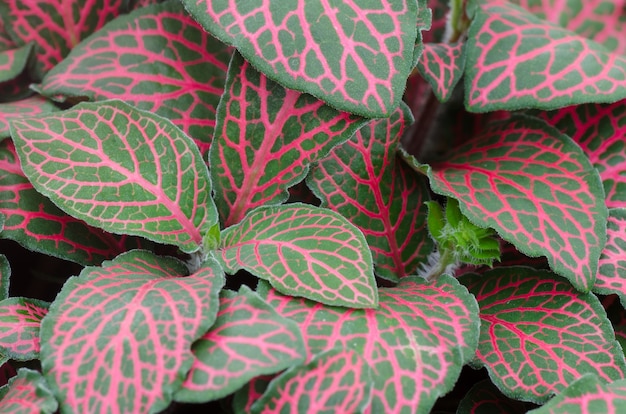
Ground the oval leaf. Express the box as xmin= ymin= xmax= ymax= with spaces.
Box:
xmin=181 ymin=0 xmax=418 ymax=117
xmin=594 ymin=208 xmax=626 ymax=302
xmin=0 ymin=368 xmax=57 ymax=414
xmin=0 ymin=96 xmax=59 ymax=140
xmin=10 ymin=100 xmax=218 ymax=253
xmin=220 ymin=204 xmax=377 ymax=308
xmin=0 ymin=298 xmax=48 ymax=361
xmin=416 ymin=41 xmax=466 ymax=102
xmin=40 ymin=250 xmax=225 ymax=414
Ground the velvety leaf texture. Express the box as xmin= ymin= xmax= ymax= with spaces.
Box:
xmin=211 ymin=52 xmax=366 ymax=227
xmin=251 ymin=349 xmax=372 ymax=414
xmin=416 ymin=115 xmax=607 ymax=291
xmin=0 ymin=43 xmax=31 ymax=83
xmin=39 ymin=0 xmax=233 ymax=158
xmin=10 ymin=100 xmax=218 ymax=253
xmin=593 ymin=209 xmax=626 ymax=303
xmin=0 ymin=139 xmax=145 ymax=265
xmin=259 ymin=275 xmax=479 ymax=413
xmin=0 ymin=0 xmax=124 ymax=80
xmin=0 ymin=297 xmax=48 ymax=361
xmin=461 ymin=267 xmax=626 ymax=404
xmin=220 ymin=204 xmax=378 ymax=309
xmin=307 ymin=103 xmax=433 ymax=281
xmin=181 ymin=0 xmax=418 ymax=117
xmin=0 ymin=96 xmax=59 ymax=140
xmin=40 ymin=250 xmax=225 ymax=414
xmin=417 ymin=41 xmax=466 ymax=102
xmin=465 ymin=0 xmax=626 ymax=112
xmin=176 ymin=286 xmax=306 ymax=403
xmin=0 ymin=368 xmax=58 ymax=414
xmin=457 ymin=379 xmax=529 ymax=414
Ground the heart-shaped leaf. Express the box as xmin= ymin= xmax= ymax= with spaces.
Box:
xmin=0 ymin=96 xmax=58 ymax=140
xmin=181 ymin=0 xmax=418 ymax=117
xmin=307 ymin=103 xmax=433 ymax=281
xmin=176 ymin=286 xmax=306 ymax=403
xmin=412 ymin=114 xmax=607 ymax=291
xmin=220 ymin=204 xmax=377 ymax=309
xmin=0 ymin=298 xmax=48 ymax=361
xmin=10 ymin=100 xmax=218 ymax=253
xmin=593 ymin=209 xmax=626 ymax=303
xmin=259 ymin=274 xmax=479 ymax=413
xmin=461 ymin=267 xmax=626 ymax=404
xmin=0 ymin=368 xmax=57 ymax=414
xmin=211 ymin=52 xmax=366 ymax=227
xmin=39 ymin=0 xmax=233 ymax=158
xmin=251 ymin=348 xmax=372 ymax=414
xmin=40 ymin=250 xmax=225 ymax=414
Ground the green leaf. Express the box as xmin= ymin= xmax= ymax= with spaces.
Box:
xmin=0 ymin=368 xmax=57 ymax=414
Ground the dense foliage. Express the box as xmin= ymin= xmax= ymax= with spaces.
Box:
xmin=0 ymin=0 xmax=625 ymax=412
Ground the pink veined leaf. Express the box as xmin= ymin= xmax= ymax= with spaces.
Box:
xmin=0 ymin=96 xmax=59 ymax=139
xmin=250 ymin=348 xmax=372 ymax=414
xmin=417 ymin=41 xmax=466 ymax=102
xmin=506 ymin=0 xmax=626 ymax=56
xmin=411 ymin=0 xmax=432 ymax=67
xmin=0 ymin=0 xmax=124 ymax=80
xmin=10 ymin=100 xmax=219 ymax=253
xmin=210 ymin=52 xmax=367 ymax=227
xmin=307 ymin=103 xmax=433 ymax=281
xmin=461 ymin=267 xmax=626 ymax=404
xmin=259 ymin=274 xmax=479 ymax=413
xmin=0 ymin=18 xmax=15 ymax=52
xmin=39 ymin=1 xmax=233 ymax=159
xmin=232 ymin=375 xmax=274 ymax=414
xmin=0 ymin=368 xmax=58 ymax=414
xmin=40 ymin=250 xmax=225 ymax=414
xmin=456 ymin=379 xmax=529 ymax=414
xmin=0 ymin=43 xmax=32 ymax=84
xmin=176 ymin=285 xmax=306 ymax=404
xmin=0 ymin=298 xmax=48 ymax=361
xmin=593 ymin=209 xmax=626 ymax=303
xmin=527 ymin=375 xmax=626 ymax=414
xmin=464 ymin=1 xmax=626 ymax=112
xmin=538 ymin=100 xmax=626 ymax=209
xmin=0 ymin=139 xmax=147 ymax=265
xmin=181 ymin=0 xmax=418 ymax=117
xmin=220 ymin=204 xmax=377 ymax=309
xmin=413 ymin=114 xmax=607 ymax=291
xmin=0 ymin=256 xmax=8 ymax=301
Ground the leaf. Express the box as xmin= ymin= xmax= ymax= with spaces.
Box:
xmin=457 ymin=379 xmax=529 ymax=414
xmin=211 ymin=52 xmax=366 ymax=227
xmin=251 ymin=348 xmax=372 ymax=414
xmin=259 ymin=274 xmax=479 ymax=413
xmin=0 ymin=43 xmax=31 ymax=84
xmin=528 ymin=374 xmax=626 ymax=414
xmin=593 ymin=209 xmax=626 ymax=302
xmin=0 ymin=0 xmax=124 ymax=80
xmin=232 ymin=375 xmax=274 ymax=414
xmin=0 ymin=298 xmax=48 ymax=361
xmin=220 ymin=204 xmax=377 ymax=309
xmin=0 ymin=368 xmax=58 ymax=414
xmin=10 ymin=100 xmax=218 ymax=253
xmin=416 ymin=41 xmax=466 ymax=102
xmin=0 ymin=256 xmax=8 ymax=301
xmin=413 ymin=114 xmax=607 ymax=291
xmin=0 ymin=96 xmax=59 ymax=140
xmin=40 ymin=250 xmax=225 ymax=414
xmin=176 ymin=286 xmax=306 ymax=403
xmin=181 ymin=0 xmax=418 ymax=117
xmin=39 ymin=0 xmax=233 ymax=158
xmin=307 ymin=103 xmax=433 ymax=281
xmin=465 ymin=1 xmax=626 ymax=112
xmin=461 ymin=266 xmax=626 ymax=404
xmin=0 ymin=139 xmax=146 ymax=265
xmin=537 ymin=100 xmax=626 ymax=209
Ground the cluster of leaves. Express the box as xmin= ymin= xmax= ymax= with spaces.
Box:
xmin=0 ymin=0 xmax=625 ymax=412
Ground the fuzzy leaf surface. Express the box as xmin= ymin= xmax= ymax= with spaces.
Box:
xmin=0 ymin=97 xmax=58 ymax=140
xmin=40 ymin=250 xmax=225 ymax=414
xmin=0 ymin=44 xmax=31 ymax=84
xmin=39 ymin=1 xmax=232 ymax=157
xmin=181 ymin=0 xmax=418 ymax=117
xmin=176 ymin=286 xmax=305 ymax=403
xmin=0 ymin=0 xmax=124 ymax=79
xmin=417 ymin=115 xmax=607 ymax=291
xmin=10 ymin=100 xmax=218 ymax=253
xmin=417 ymin=41 xmax=466 ymax=102
xmin=220 ymin=204 xmax=377 ymax=308
xmin=465 ymin=1 xmax=626 ymax=112
xmin=0 ymin=298 xmax=48 ymax=361
xmin=461 ymin=267 xmax=626 ymax=403
xmin=0 ymin=368 xmax=57 ymax=414
xmin=259 ymin=275 xmax=479 ymax=413
xmin=0 ymin=139 xmax=145 ymax=265
xmin=307 ymin=103 xmax=432 ymax=281
xmin=593 ymin=209 xmax=626 ymax=302
xmin=211 ymin=53 xmax=366 ymax=227
xmin=251 ymin=349 xmax=372 ymax=414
